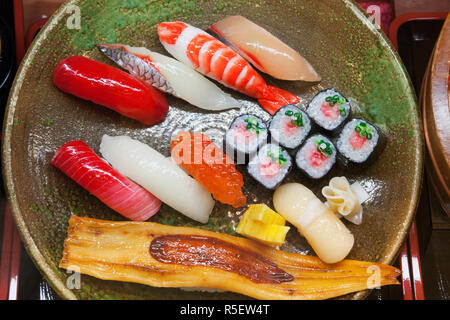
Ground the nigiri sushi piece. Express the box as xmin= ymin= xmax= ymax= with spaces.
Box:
xmin=60 ymin=215 xmax=401 ymax=300
xmin=97 ymin=44 xmax=240 ymax=111
xmin=274 ymin=183 xmax=354 ymax=263
xmin=53 ymin=56 xmax=168 ymax=126
xmin=207 ymin=16 xmax=321 ymax=82
xmin=158 ymin=21 xmax=300 ymax=115
xmin=51 ymin=141 xmax=162 ymax=221
xmin=171 ymin=131 xmax=246 ymax=208
xmin=99 ymin=135 xmax=215 ymax=224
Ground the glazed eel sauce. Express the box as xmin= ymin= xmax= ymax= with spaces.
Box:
xmin=150 ymin=234 xmax=294 ymax=284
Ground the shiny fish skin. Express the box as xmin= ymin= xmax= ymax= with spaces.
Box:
xmin=98 ymin=44 xmax=240 ymax=111
xmin=97 ymin=44 xmax=176 ymax=95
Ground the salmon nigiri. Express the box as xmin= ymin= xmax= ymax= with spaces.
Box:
xmin=97 ymin=44 xmax=240 ymax=111
xmin=207 ymin=16 xmax=321 ymax=82
xmin=158 ymin=21 xmax=300 ymax=115
xmin=51 ymin=141 xmax=162 ymax=221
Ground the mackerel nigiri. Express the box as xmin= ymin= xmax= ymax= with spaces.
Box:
xmin=97 ymin=44 xmax=240 ymax=111
xmin=99 ymin=135 xmax=215 ymax=224
xmin=51 ymin=141 xmax=162 ymax=221
xmin=207 ymin=16 xmax=321 ymax=81
xmin=157 ymin=21 xmax=300 ymax=115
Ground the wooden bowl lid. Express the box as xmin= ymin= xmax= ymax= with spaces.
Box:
xmin=422 ymin=14 xmax=450 ymax=214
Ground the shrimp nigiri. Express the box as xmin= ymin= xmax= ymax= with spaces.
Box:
xmin=158 ymin=21 xmax=300 ymax=115
xmin=207 ymin=16 xmax=321 ymax=81
xmin=99 ymin=135 xmax=215 ymax=224
xmin=51 ymin=141 xmax=162 ymax=221
xmin=97 ymin=44 xmax=240 ymax=111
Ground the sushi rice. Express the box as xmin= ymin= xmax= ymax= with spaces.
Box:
xmin=225 ymin=114 xmax=268 ymax=164
xmin=336 ymin=119 xmax=380 ymax=164
xmin=269 ymin=105 xmax=311 ymax=149
xmin=306 ymin=89 xmax=351 ymax=132
xmin=295 ymin=134 xmax=336 ymax=179
xmin=248 ymin=144 xmax=292 ymax=189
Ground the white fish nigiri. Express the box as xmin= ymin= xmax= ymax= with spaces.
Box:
xmin=207 ymin=16 xmax=321 ymax=81
xmin=97 ymin=44 xmax=240 ymax=111
xmin=157 ymin=21 xmax=300 ymax=115
xmin=99 ymin=135 xmax=215 ymax=223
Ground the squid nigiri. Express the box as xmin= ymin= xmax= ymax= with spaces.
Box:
xmin=158 ymin=21 xmax=300 ymax=115
xmin=51 ymin=141 xmax=162 ymax=221
xmin=97 ymin=44 xmax=240 ymax=111
xmin=207 ymin=16 xmax=321 ymax=81
xmin=99 ymin=135 xmax=215 ymax=224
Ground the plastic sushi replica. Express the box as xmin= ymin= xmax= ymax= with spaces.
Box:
xmin=207 ymin=15 xmax=321 ymax=82
xmin=224 ymin=114 xmax=268 ymax=164
xmin=269 ymin=105 xmax=311 ymax=150
xmin=336 ymin=118 xmax=387 ymax=168
xmin=99 ymin=135 xmax=215 ymax=224
xmin=97 ymin=44 xmax=241 ymax=111
xmin=60 ymin=215 xmax=401 ymax=300
xmin=274 ymin=183 xmax=355 ymax=264
xmin=248 ymin=144 xmax=292 ymax=189
xmin=53 ymin=56 xmax=169 ymax=125
xmin=157 ymin=21 xmax=300 ymax=115
xmin=51 ymin=141 xmax=162 ymax=221
xmin=306 ymin=89 xmax=351 ymax=135
xmin=295 ymin=134 xmax=337 ymax=179
xmin=236 ymin=204 xmax=290 ymax=247
xmin=171 ymin=131 xmax=246 ymax=208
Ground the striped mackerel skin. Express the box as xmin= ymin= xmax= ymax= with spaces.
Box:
xmin=97 ymin=44 xmax=177 ymax=96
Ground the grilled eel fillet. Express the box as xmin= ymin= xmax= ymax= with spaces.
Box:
xmin=60 ymin=216 xmax=400 ymax=300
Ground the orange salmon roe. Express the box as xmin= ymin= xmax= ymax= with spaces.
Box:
xmin=171 ymin=131 xmax=247 ymax=208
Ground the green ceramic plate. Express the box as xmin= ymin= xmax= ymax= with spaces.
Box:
xmin=2 ymin=0 xmax=423 ymax=300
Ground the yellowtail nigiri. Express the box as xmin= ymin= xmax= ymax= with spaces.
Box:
xmin=207 ymin=16 xmax=321 ymax=82
xmin=97 ymin=44 xmax=240 ymax=111
xmin=157 ymin=21 xmax=300 ymax=115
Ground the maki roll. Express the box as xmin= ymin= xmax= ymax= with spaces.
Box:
xmin=336 ymin=118 xmax=386 ymax=167
xmin=295 ymin=134 xmax=336 ymax=179
xmin=306 ymin=89 xmax=351 ymax=134
xmin=269 ymin=105 xmax=312 ymax=150
xmin=248 ymin=144 xmax=292 ymax=189
xmin=225 ymin=114 xmax=268 ymax=164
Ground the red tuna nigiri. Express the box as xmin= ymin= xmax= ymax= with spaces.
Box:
xmin=51 ymin=141 xmax=162 ymax=221
xmin=53 ymin=56 xmax=169 ymax=125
